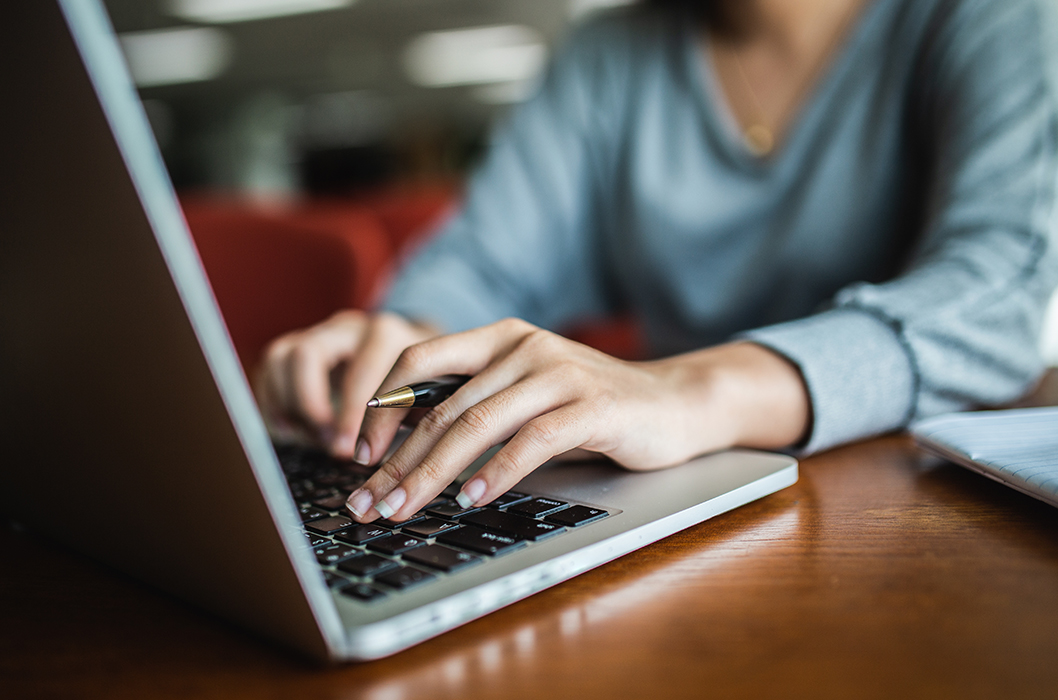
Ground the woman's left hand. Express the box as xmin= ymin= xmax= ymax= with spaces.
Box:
xmin=345 ymin=318 xmax=810 ymax=522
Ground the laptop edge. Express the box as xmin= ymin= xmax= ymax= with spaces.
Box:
xmin=0 ymin=0 xmax=797 ymax=663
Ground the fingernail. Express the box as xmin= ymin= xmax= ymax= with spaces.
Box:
xmin=456 ymin=478 xmax=486 ymax=509
xmin=347 ymin=489 xmax=373 ymax=518
xmin=375 ymin=487 xmax=406 ymax=520
xmin=333 ymin=434 xmax=355 ymax=457
xmin=353 ymin=438 xmax=371 ymax=465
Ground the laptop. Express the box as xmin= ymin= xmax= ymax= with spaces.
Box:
xmin=0 ymin=0 xmax=797 ymax=661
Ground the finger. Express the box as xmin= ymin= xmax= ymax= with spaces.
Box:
xmin=284 ymin=317 xmax=368 ymax=437
xmin=349 ymin=373 xmax=570 ymax=522
xmin=330 ymin=319 xmax=410 ymax=460
xmin=254 ymin=344 xmax=309 ymax=442
xmin=255 ymin=335 xmax=296 ymax=427
xmin=259 ymin=335 xmax=328 ymax=440
xmin=358 ymin=318 xmax=533 ymax=463
xmin=552 ymin=447 xmax=606 ymax=462
xmin=366 ymin=348 xmax=533 ymax=491
xmin=454 ymin=403 xmax=592 ymax=508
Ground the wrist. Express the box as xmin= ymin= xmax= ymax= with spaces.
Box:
xmin=653 ymin=341 xmax=811 ymax=453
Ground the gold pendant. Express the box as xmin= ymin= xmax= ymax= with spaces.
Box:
xmin=744 ymin=124 xmax=775 ymax=157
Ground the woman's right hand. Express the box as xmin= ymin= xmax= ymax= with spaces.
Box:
xmin=255 ymin=310 xmax=438 ymax=460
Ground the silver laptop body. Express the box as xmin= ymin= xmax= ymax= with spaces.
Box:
xmin=0 ymin=0 xmax=797 ymax=661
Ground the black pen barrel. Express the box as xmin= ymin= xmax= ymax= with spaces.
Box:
xmin=412 ymin=375 xmax=470 ymax=406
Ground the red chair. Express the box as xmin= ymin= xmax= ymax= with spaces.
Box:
xmin=180 ymin=196 xmax=393 ymax=374
xmin=180 ymin=184 xmax=645 ymax=374
xmin=349 ymin=181 xmax=460 ymax=256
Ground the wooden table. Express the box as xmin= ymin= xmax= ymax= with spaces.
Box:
xmin=4 ymin=411 xmax=1058 ymax=698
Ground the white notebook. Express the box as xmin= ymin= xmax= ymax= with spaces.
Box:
xmin=911 ymin=407 xmax=1058 ymax=508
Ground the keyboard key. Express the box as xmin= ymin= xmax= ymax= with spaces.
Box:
xmin=311 ymin=493 xmax=350 ymax=511
xmin=462 ymin=508 xmax=565 ymax=542
xmin=403 ymin=544 xmax=482 ymax=573
xmin=368 ymin=534 xmax=426 ymax=555
xmin=323 ymin=571 xmax=350 ymax=588
xmin=312 ymin=472 xmax=339 ymax=486
xmin=375 ymin=566 xmax=436 ymax=590
xmin=402 ymin=518 xmax=462 ymax=538
xmin=545 ymin=505 xmax=609 ymax=527
xmin=340 ymin=582 xmax=386 ymax=601
xmin=337 ymin=553 xmax=398 ymax=578
xmin=437 ymin=526 xmax=525 ymax=556
xmin=508 ymin=497 xmax=567 ymax=518
xmin=299 ymin=505 xmax=330 ymax=523
xmin=315 ymin=470 xmax=358 ymax=487
xmin=315 ymin=543 xmax=360 ymax=566
xmin=304 ymin=515 xmax=357 ymax=535
xmin=303 ymin=487 xmax=337 ymax=501
xmin=375 ymin=510 xmax=428 ymax=529
xmin=305 ymin=532 xmax=330 ymax=548
xmin=287 ymin=446 xmax=329 ymax=470
xmin=491 ymin=491 xmax=531 ymax=508
xmin=426 ymin=500 xmax=481 ymax=520
xmin=334 ymin=476 xmax=368 ymax=493
xmin=334 ymin=524 xmax=391 ymax=546
xmin=276 ymin=445 xmax=306 ymax=473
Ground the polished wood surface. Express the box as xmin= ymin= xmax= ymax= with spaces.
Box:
xmin=5 ymin=413 xmax=1058 ymax=698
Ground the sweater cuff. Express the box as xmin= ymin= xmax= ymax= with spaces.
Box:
xmin=742 ymin=308 xmax=918 ymax=454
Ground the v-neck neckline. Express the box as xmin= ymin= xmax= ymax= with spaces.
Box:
xmin=682 ymin=0 xmax=886 ymax=173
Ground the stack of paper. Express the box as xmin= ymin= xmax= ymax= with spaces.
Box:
xmin=911 ymin=407 xmax=1058 ymax=508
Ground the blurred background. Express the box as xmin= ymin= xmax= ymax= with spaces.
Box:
xmin=104 ymin=0 xmax=632 ymax=199
xmin=101 ymin=0 xmax=1058 ymax=370
xmin=101 ymin=0 xmax=646 ymax=370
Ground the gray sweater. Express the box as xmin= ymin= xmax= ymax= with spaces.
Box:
xmin=383 ymin=0 xmax=1058 ymax=453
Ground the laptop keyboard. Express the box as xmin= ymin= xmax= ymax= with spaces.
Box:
xmin=277 ymin=445 xmax=611 ymax=603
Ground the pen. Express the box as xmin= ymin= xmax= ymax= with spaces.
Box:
xmin=366 ymin=375 xmax=471 ymax=408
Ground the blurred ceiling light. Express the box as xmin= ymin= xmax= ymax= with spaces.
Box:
xmin=403 ymin=25 xmax=547 ymax=88
xmin=119 ymin=27 xmax=232 ymax=87
xmin=168 ymin=0 xmax=355 ymax=24
xmin=568 ymin=0 xmax=636 ymax=18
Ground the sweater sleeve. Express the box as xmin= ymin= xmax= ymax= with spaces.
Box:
xmin=381 ymin=20 xmax=625 ymax=333
xmin=746 ymin=0 xmax=1058 ymax=453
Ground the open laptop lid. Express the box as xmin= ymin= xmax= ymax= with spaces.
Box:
xmin=0 ymin=0 xmax=343 ymax=659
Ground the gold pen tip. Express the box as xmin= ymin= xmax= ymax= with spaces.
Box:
xmin=366 ymin=398 xmax=380 ymax=408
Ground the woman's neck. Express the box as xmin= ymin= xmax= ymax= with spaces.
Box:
xmin=727 ymin=0 xmax=865 ymax=56
xmin=705 ymin=0 xmax=869 ymax=156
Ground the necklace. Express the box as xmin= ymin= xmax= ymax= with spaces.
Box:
xmin=730 ymin=54 xmax=777 ymax=157
xmin=721 ymin=1 xmax=862 ymax=158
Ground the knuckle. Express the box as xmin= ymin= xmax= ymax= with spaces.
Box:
xmin=288 ymin=343 xmax=318 ymax=370
xmin=416 ymin=402 xmax=458 ymax=437
xmin=328 ymin=308 xmax=364 ymax=327
xmin=551 ymin=358 xmax=585 ymax=383
xmin=410 ymin=457 xmax=448 ymax=487
xmin=520 ymin=419 xmax=561 ymax=450
xmin=497 ymin=317 xmax=530 ymax=333
xmin=487 ymin=449 xmax=525 ymax=480
xmin=516 ymin=328 xmax=559 ymax=356
xmin=374 ymin=311 xmax=404 ymax=334
xmin=373 ymin=458 xmax=412 ymax=489
xmin=263 ymin=334 xmax=294 ymax=364
xmin=456 ymin=403 xmax=499 ymax=441
xmin=394 ymin=342 xmax=431 ymax=375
